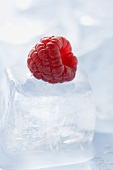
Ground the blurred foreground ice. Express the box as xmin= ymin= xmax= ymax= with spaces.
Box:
xmin=79 ymin=36 xmax=113 ymax=133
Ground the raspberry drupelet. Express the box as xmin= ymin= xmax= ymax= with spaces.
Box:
xmin=27 ymin=36 xmax=78 ymax=84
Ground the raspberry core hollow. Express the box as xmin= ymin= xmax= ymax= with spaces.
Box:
xmin=27 ymin=36 xmax=78 ymax=84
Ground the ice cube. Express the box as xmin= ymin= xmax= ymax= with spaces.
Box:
xmin=0 ymin=65 xmax=96 ymax=169
xmin=79 ymin=36 xmax=113 ymax=133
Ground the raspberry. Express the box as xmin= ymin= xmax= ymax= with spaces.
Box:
xmin=27 ymin=36 xmax=78 ymax=84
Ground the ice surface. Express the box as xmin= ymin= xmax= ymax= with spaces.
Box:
xmin=0 ymin=65 xmax=96 ymax=155
xmin=79 ymin=36 xmax=113 ymax=133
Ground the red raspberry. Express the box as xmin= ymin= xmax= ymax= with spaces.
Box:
xmin=27 ymin=36 xmax=78 ymax=84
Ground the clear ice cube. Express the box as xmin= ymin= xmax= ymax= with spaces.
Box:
xmin=0 ymin=66 xmax=96 ymax=169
